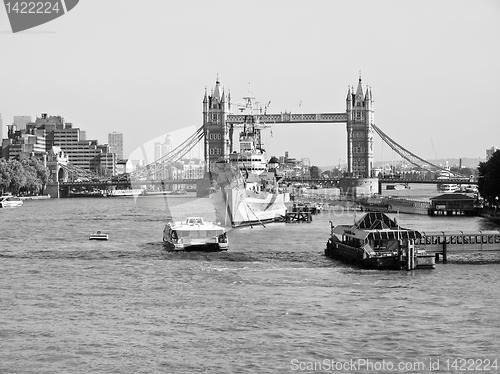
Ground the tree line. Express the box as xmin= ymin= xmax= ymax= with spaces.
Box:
xmin=0 ymin=158 xmax=51 ymax=196
xmin=478 ymin=150 xmax=500 ymax=206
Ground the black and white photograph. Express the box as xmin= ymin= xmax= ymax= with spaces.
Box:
xmin=1 ymin=1 xmax=500 ymax=373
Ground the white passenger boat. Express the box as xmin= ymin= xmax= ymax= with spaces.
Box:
xmin=386 ymin=183 xmax=410 ymax=190
xmin=436 ymin=166 xmax=459 ymax=193
xmin=438 ymin=183 xmax=459 ymax=193
xmin=162 ymin=217 xmax=228 ymax=251
xmin=0 ymin=194 xmax=23 ymax=208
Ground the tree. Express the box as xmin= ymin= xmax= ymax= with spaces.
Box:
xmin=29 ymin=158 xmax=50 ymax=193
xmin=8 ymin=160 xmax=26 ymax=194
xmin=478 ymin=150 xmax=500 ymax=206
xmin=309 ymin=165 xmax=322 ymax=179
xmin=0 ymin=158 xmax=11 ymax=194
xmin=0 ymin=157 xmax=51 ymax=195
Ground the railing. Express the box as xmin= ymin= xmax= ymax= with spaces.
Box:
xmin=59 ymin=179 xmax=199 ymax=187
xmin=281 ymin=177 xmax=477 ymax=185
xmin=226 ymin=112 xmax=347 ymax=124
xmin=418 ymin=231 xmax=500 ymax=253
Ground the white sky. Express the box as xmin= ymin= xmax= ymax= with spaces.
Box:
xmin=1 ymin=0 xmax=499 ymax=167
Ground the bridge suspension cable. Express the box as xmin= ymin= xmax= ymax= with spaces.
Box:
xmin=372 ymin=123 xmax=462 ymax=175
xmin=131 ymin=125 xmax=205 ymax=180
xmin=58 ymin=162 xmax=102 ymax=180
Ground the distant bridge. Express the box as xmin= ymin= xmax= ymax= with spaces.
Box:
xmin=58 ymin=179 xmax=199 ymax=188
xmin=378 ymin=178 xmax=476 ymax=185
xmin=55 ymin=174 xmax=477 ymax=192
xmin=282 ymin=177 xmax=477 ymax=185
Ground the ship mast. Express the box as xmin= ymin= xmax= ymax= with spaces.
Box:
xmin=238 ymin=93 xmax=267 ymax=152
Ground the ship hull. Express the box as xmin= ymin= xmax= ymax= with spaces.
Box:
xmin=360 ymin=197 xmax=430 ymax=215
xmin=211 ymin=187 xmax=291 ymax=227
xmin=325 ymin=240 xmax=435 ymax=270
xmin=385 ymin=197 xmax=430 ymax=215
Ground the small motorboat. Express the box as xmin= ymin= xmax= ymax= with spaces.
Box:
xmin=89 ymin=231 xmax=109 ymax=241
xmin=0 ymin=194 xmax=23 ymax=208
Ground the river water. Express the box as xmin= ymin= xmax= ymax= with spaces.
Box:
xmin=1 ymin=188 xmax=500 ymax=373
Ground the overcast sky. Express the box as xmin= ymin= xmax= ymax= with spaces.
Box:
xmin=1 ymin=0 xmax=499 ymax=167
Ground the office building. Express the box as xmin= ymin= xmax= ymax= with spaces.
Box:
xmin=487 ymin=146 xmax=498 ymax=160
xmin=108 ymin=132 xmax=123 ymax=160
xmin=3 ymin=123 xmax=46 ymax=160
xmin=130 ymin=159 xmax=145 ymax=171
xmin=13 ymin=116 xmax=32 ymax=131
xmin=154 ymin=134 xmax=172 ymax=161
xmin=4 ymin=113 xmax=116 ymax=175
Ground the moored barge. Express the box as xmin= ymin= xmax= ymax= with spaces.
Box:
xmin=325 ymin=212 xmax=435 ymax=270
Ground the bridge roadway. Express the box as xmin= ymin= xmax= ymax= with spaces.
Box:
xmin=283 ymin=177 xmax=477 ymax=185
xmin=59 ymin=179 xmax=198 ymax=189
xmin=225 ymin=112 xmax=347 ymax=124
xmin=59 ymin=177 xmax=476 ymax=190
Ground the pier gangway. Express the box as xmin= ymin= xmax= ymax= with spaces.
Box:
xmin=417 ymin=230 xmax=500 ymax=262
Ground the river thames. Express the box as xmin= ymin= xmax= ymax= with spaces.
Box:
xmin=1 ymin=189 xmax=499 ymax=373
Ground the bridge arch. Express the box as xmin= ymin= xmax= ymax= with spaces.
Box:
xmin=57 ymin=166 xmax=68 ymax=183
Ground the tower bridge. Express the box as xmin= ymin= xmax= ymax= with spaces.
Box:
xmin=200 ymin=75 xmax=469 ymax=197
xmin=50 ymin=75 xmax=472 ymax=198
xmin=204 ymin=75 xmax=375 ymax=179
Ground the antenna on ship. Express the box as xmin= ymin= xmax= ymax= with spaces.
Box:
xmin=264 ymin=101 xmax=271 ymax=115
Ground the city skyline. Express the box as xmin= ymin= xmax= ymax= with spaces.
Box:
xmin=1 ymin=1 xmax=499 ymax=166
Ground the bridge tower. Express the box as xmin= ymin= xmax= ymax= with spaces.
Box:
xmin=202 ymin=78 xmax=231 ymax=173
xmin=346 ymin=75 xmax=374 ymax=177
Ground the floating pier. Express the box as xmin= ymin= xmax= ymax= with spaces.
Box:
xmin=428 ymin=193 xmax=481 ymax=216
